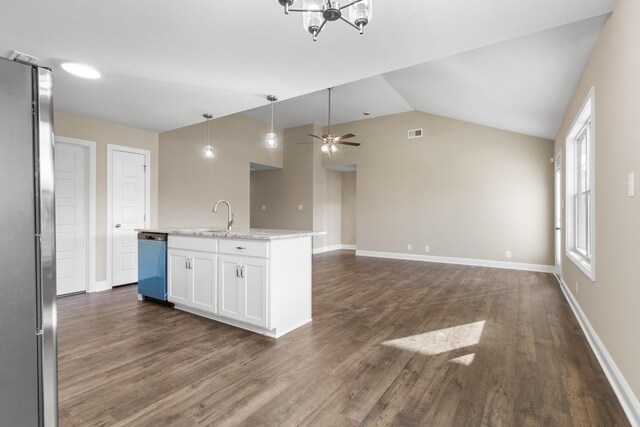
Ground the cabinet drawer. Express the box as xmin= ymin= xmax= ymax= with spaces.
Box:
xmin=168 ymin=236 xmax=218 ymax=253
xmin=219 ymin=239 xmax=269 ymax=258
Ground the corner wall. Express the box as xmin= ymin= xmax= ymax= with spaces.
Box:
xmin=159 ymin=113 xmax=283 ymax=229
xmin=325 ymin=110 xmax=554 ymax=266
xmin=554 ymin=0 xmax=640 ymax=415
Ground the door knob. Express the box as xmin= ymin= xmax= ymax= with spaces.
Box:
xmin=115 ymin=224 xmax=122 ymax=228
xmin=555 ymin=227 xmax=561 ymax=230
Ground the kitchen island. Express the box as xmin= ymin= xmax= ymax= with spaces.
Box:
xmin=138 ymin=228 xmax=323 ymax=338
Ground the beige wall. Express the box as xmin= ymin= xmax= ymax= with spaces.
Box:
xmin=312 ymin=152 xmax=342 ymax=249
xmin=54 ymin=112 xmax=159 ymax=282
xmin=324 ymin=110 xmax=554 ymax=265
xmin=250 ymin=124 xmax=314 ymax=230
xmin=554 ymin=0 xmax=640 ymax=401
xmin=159 ymin=113 xmax=283 ymax=229
xmin=341 ymin=171 xmax=357 ymax=246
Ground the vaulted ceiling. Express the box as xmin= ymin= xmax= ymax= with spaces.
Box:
xmin=0 ymin=0 xmax=614 ymax=137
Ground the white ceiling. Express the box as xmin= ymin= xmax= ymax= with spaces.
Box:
xmin=247 ymin=16 xmax=606 ymax=139
xmin=0 ymin=0 xmax=614 ymax=133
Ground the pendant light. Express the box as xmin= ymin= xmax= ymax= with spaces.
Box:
xmin=266 ymin=95 xmax=278 ymax=148
xmin=203 ymin=114 xmax=215 ymax=159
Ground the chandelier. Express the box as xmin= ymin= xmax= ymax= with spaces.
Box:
xmin=278 ymin=0 xmax=373 ymax=41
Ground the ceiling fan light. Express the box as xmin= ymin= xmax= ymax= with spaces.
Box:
xmin=266 ymin=132 xmax=278 ymax=148
xmin=330 ymin=144 xmax=338 ymax=153
xmin=321 ymin=143 xmax=330 ymax=153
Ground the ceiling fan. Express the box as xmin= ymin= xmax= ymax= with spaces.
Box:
xmin=301 ymin=87 xmax=361 ymax=157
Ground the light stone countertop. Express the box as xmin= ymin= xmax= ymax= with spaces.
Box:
xmin=136 ymin=227 xmax=326 ymax=241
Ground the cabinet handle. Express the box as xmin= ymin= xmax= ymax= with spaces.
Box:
xmin=236 ymin=246 xmax=246 ymax=250
xmin=236 ymin=265 xmax=240 ymax=277
xmin=186 ymin=259 xmax=192 ymax=269
xmin=241 ymin=266 xmax=245 ymax=278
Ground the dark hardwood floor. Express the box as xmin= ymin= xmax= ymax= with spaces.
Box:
xmin=57 ymin=251 xmax=630 ymax=426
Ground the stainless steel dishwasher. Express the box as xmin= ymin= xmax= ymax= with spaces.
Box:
xmin=137 ymin=232 xmax=168 ymax=302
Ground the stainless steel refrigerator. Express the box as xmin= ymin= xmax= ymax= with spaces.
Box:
xmin=0 ymin=57 xmax=58 ymax=426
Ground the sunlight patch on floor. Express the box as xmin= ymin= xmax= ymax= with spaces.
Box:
xmin=381 ymin=320 xmax=485 ymax=361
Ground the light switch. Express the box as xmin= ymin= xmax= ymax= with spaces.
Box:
xmin=261 ymin=205 xmax=266 ymax=211
xmin=298 ymin=204 xmax=303 ymax=210
xmin=628 ymin=172 xmax=635 ymax=198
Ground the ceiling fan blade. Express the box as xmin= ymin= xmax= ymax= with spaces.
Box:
xmin=308 ymin=134 xmax=326 ymax=141
xmin=335 ymin=141 xmax=361 ymax=146
xmin=297 ymin=141 xmax=322 ymax=144
xmin=335 ymin=133 xmax=356 ymax=141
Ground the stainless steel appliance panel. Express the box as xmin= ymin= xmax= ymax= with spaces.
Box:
xmin=0 ymin=58 xmax=40 ymax=426
xmin=36 ymin=66 xmax=58 ymax=426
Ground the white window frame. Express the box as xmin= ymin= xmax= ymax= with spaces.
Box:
xmin=565 ymin=86 xmax=596 ymax=281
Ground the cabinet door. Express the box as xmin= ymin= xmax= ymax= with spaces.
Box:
xmin=218 ymin=256 xmax=242 ymax=320
xmin=168 ymin=250 xmax=190 ymax=305
xmin=242 ymin=258 xmax=269 ymax=328
xmin=191 ymin=252 xmax=216 ymax=313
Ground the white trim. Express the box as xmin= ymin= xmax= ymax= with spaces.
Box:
xmin=556 ymin=275 xmax=640 ymax=426
xmin=106 ymin=144 xmax=151 ymax=288
xmin=88 ymin=280 xmax=110 ymax=293
xmin=355 ymin=250 xmax=555 ymax=273
xmin=54 ymin=136 xmax=96 ymax=294
xmin=313 ymin=244 xmax=357 ymax=254
xmin=565 ymin=86 xmax=596 ymax=282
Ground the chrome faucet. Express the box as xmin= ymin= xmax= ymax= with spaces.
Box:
xmin=213 ymin=200 xmax=235 ymax=230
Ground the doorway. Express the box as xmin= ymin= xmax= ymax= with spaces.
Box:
xmin=554 ymin=151 xmax=563 ymax=275
xmin=107 ymin=145 xmax=150 ymax=287
xmin=54 ymin=137 xmax=96 ymax=295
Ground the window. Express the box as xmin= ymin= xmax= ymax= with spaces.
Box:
xmin=566 ymin=87 xmax=595 ymax=280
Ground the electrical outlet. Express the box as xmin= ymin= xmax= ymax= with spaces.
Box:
xmin=628 ymin=172 xmax=635 ymax=198
xmin=407 ymin=244 xmax=412 ymax=251
xmin=425 ymin=245 xmax=430 ymax=253
xmin=298 ymin=204 xmax=303 ymax=210
xmin=505 ymin=251 xmax=512 ymax=259
xmin=261 ymin=205 xmax=266 ymax=211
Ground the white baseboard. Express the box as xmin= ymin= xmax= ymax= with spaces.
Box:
xmin=313 ymin=244 xmax=356 ymax=254
xmin=88 ymin=280 xmax=111 ymax=293
xmin=556 ymin=275 xmax=640 ymax=427
xmin=355 ymin=250 xmax=555 ymax=273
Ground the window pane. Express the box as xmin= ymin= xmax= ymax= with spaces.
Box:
xmin=576 ymin=193 xmax=588 ymax=254
xmin=576 ymin=133 xmax=588 ymax=193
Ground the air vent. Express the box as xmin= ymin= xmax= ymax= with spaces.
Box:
xmin=408 ymin=128 xmax=423 ymax=139
xmin=8 ymin=50 xmax=39 ymax=64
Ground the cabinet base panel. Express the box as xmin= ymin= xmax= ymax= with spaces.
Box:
xmin=171 ymin=302 xmax=312 ymax=338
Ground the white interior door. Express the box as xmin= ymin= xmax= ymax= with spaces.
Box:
xmin=554 ymin=152 xmax=563 ymax=274
xmin=112 ymin=150 xmax=147 ymax=286
xmin=55 ymin=142 xmax=87 ymax=295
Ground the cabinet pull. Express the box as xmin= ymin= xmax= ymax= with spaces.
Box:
xmin=186 ymin=259 xmax=192 ymax=269
xmin=236 ymin=265 xmax=240 ymax=277
xmin=241 ymin=266 xmax=245 ymax=278
xmin=236 ymin=246 xmax=246 ymax=250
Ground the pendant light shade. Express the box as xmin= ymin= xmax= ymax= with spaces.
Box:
xmin=203 ymin=113 xmax=214 ymax=159
xmin=266 ymin=95 xmax=278 ymax=149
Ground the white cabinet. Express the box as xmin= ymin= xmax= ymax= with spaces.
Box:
xmin=166 ymin=235 xmax=311 ymax=338
xmin=218 ymin=255 xmax=268 ymax=328
xmin=167 ymin=248 xmax=216 ymax=313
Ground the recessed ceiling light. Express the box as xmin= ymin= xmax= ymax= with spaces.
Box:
xmin=60 ymin=62 xmax=102 ymax=79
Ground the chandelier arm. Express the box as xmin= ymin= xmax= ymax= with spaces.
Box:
xmin=315 ymin=18 xmax=328 ymax=36
xmin=339 ymin=16 xmax=362 ymax=31
xmin=339 ymin=0 xmax=365 ymax=10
